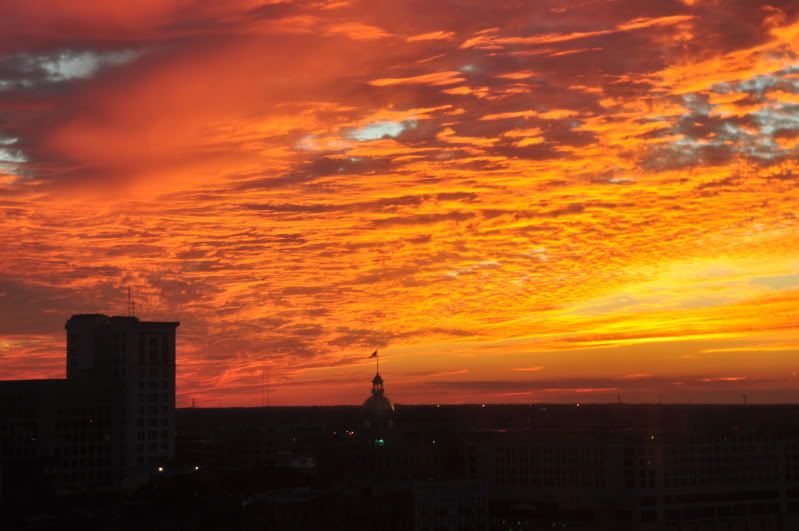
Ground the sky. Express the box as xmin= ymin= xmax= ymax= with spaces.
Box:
xmin=1 ymin=0 xmax=798 ymax=407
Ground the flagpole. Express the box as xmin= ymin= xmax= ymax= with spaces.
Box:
xmin=369 ymin=349 xmax=379 ymax=373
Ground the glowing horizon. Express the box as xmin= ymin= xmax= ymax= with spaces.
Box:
xmin=0 ymin=0 xmax=797 ymax=406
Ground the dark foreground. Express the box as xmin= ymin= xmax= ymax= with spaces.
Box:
xmin=3 ymin=403 xmax=799 ymax=530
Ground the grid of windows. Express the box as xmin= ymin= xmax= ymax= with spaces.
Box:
xmin=131 ymin=333 xmax=174 ymax=467
xmin=786 ymin=441 xmax=799 ymax=481
xmin=663 ymin=436 xmax=778 ymax=488
xmin=624 ymin=445 xmax=656 ymax=489
xmin=494 ymin=445 xmax=606 ymax=489
xmin=53 ymin=406 xmax=113 ymax=486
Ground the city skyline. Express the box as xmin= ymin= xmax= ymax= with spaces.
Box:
xmin=1 ymin=0 xmax=798 ymax=406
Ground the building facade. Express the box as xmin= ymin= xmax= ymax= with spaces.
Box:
xmin=464 ymin=426 xmax=799 ymax=530
xmin=0 ymin=314 xmax=178 ymax=495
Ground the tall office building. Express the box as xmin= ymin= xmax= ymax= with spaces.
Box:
xmin=0 ymin=314 xmax=178 ymax=494
xmin=66 ymin=314 xmax=179 ymax=480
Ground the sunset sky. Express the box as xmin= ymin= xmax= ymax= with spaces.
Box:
xmin=1 ymin=0 xmax=798 ymax=406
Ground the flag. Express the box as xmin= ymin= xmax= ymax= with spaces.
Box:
xmin=369 ymin=350 xmax=378 ymax=358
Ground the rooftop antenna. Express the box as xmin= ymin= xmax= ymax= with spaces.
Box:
xmin=125 ymin=286 xmax=136 ymax=317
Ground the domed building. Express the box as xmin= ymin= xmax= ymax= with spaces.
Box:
xmin=362 ymin=371 xmax=394 ymax=437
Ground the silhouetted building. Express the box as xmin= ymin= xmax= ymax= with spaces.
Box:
xmin=414 ymin=479 xmax=488 ymax=531
xmin=0 ymin=379 xmax=115 ymax=495
xmin=462 ymin=408 xmax=799 ymax=530
xmin=66 ymin=314 xmax=179 ymax=477
xmin=0 ymin=314 xmax=178 ymax=495
xmin=362 ymin=371 xmax=394 ymax=439
xmin=245 ymin=482 xmax=415 ymax=531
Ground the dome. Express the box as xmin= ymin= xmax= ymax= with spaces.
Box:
xmin=362 ymin=393 xmax=394 ymax=417
xmin=362 ymin=371 xmax=395 ymax=434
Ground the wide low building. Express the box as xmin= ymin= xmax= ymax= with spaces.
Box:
xmin=0 ymin=314 xmax=178 ymax=496
xmin=463 ymin=416 xmax=799 ymax=530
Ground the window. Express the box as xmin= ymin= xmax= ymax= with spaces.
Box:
xmin=148 ymin=337 xmax=159 ymax=364
xmin=162 ymin=336 xmax=169 ymax=364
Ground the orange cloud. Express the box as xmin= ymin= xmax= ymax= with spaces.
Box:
xmin=326 ymin=22 xmax=391 ymax=40
xmin=479 ymin=110 xmax=538 ymax=120
xmin=460 ymin=14 xmax=693 ymax=49
xmin=496 ymin=71 xmax=536 ymax=80
xmin=369 ymin=70 xmax=465 ymax=86
xmin=407 ymin=31 xmax=455 ymax=42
